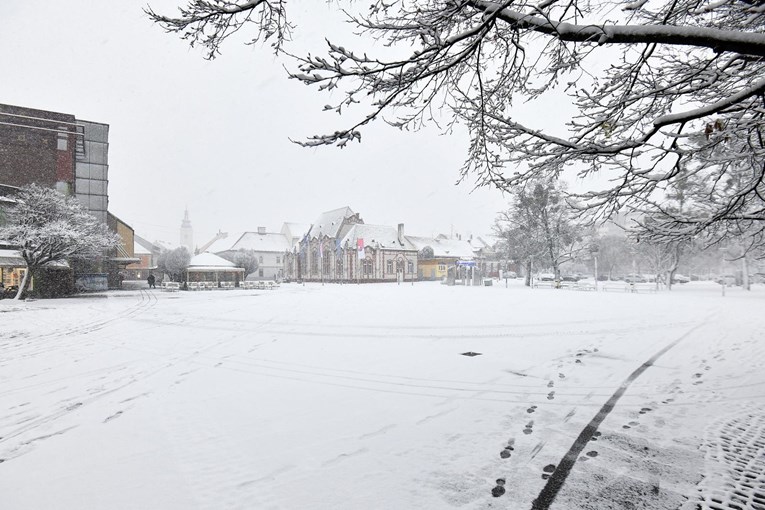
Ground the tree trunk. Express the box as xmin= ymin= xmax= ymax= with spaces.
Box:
xmin=14 ymin=267 xmax=31 ymax=300
xmin=525 ymin=260 xmax=532 ymax=287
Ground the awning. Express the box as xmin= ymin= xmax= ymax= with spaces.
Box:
xmin=0 ymin=250 xmax=70 ymax=270
xmin=109 ymin=257 xmax=141 ymax=264
xmin=0 ymin=249 xmax=25 ymax=267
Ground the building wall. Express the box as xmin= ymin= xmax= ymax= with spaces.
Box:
xmin=0 ymin=104 xmax=77 ymax=192
xmin=0 ymin=104 xmax=108 ymax=224
xmin=125 ymin=253 xmax=153 ymax=279
xmin=254 ymin=251 xmax=284 ymax=280
xmin=74 ymin=121 xmax=109 ymax=224
xmin=419 ymin=259 xmax=455 ymax=280
xmin=108 ymin=214 xmax=135 ymax=259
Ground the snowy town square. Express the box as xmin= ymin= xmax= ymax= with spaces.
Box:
xmin=1 ymin=281 xmax=763 ymax=509
xmin=3 ymin=1 xmax=765 ymax=509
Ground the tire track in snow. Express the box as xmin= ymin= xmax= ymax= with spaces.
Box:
xmin=529 ymin=320 xmax=710 ymax=510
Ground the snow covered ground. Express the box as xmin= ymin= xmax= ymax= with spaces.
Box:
xmin=1 ymin=281 xmax=763 ymax=509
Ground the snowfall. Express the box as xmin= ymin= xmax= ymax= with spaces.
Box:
xmin=1 ymin=280 xmax=763 ymax=510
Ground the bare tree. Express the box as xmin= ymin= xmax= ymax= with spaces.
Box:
xmin=0 ymin=185 xmax=119 ymax=300
xmin=220 ymin=249 xmax=259 ymax=279
xmin=495 ymin=178 xmax=587 ymax=284
xmin=157 ymin=246 xmax=192 ymax=282
xmin=148 ymin=1 xmax=765 ymax=248
xmin=595 ymin=234 xmax=634 ymax=280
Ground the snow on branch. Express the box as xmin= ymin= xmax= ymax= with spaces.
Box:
xmin=147 ymin=0 xmax=765 ymax=250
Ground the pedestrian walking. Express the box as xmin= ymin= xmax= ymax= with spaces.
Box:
xmin=147 ymin=274 xmax=156 ymax=289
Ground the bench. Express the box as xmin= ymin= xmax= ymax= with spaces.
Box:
xmin=631 ymin=283 xmax=658 ymax=293
xmin=188 ymin=282 xmax=201 ymax=291
xmin=163 ymin=281 xmax=180 ymax=292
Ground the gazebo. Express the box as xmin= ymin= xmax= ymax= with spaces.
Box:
xmin=186 ymin=252 xmax=244 ymax=287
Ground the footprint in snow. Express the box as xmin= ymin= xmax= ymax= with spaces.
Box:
xmin=491 ymin=478 xmax=506 ymax=497
xmin=500 ymin=439 xmax=515 ymax=458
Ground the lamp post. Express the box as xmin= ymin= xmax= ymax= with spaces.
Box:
xmin=590 ymin=246 xmax=599 ymax=291
xmin=720 ymin=247 xmax=727 ymax=297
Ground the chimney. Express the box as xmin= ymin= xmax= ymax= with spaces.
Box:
xmin=397 ymin=223 xmax=404 ymax=244
xmin=257 ymin=227 xmax=266 ymax=235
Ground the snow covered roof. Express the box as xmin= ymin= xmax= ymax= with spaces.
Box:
xmin=469 ymin=235 xmax=498 ymax=253
xmin=308 ymin=207 xmax=357 ymax=239
xmin=0 ymin=249 xmax=24 ymax=267
xmin=340 ymin=224 xmax=417 ymax=251
xmin=204 ymin=232 xmax=242 ymax=254
xmin=188 ymin=252 xmax=236 ymax=268
xmin=0 ymin=249 xmax=69 ymax=269
xmin=406 ymin=236 xmax=475 ymax=259
xmin=230 ymin=232 xmax=291 ymax=253
xmin=281 ymin=222 xmax=310 ymax=241
xmin=207 ymin=231 xmax=291 ymax=254
xmin=133 ymin=241 xmax=151 ymax=256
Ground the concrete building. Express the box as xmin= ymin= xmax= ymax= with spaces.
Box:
xmin=339 ymin=223 xmax=418 ymax=283
xmin=205 ymin=227 xmax=292 ymax=281
xmin=0 ymin=103 xmax=109 ymax=223
xmin=0 ymin=103 xmax=131 ymax=291
xmin=297 ymin=206 xmax=363 ymax=282
xmin=407 ymin=235 xmax=476 ymax=281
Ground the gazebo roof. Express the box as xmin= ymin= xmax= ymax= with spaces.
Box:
xmin=188 ymin=252 xmax=236 ymax=268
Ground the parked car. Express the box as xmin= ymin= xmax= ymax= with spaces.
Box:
xmin=538 ymin=273 xmax=555 ymax=281
xmin=561 ymin=274 xmax=579 ymax=282
xmin=625 ymin=274 xmax=647 ymax=283
xmin=672 ymin=273 xmax=690 ymax=284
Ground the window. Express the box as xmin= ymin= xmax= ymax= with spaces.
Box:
xmin=408 ymin=261 xmax=414 ymax=274
xmin=310 ymin=250 xmax=318 ymax=273
xmin=387 ymin=260 xmax=393 ymax=274
xmin=276 ymin=256 xmax=281 ymax=264
xmin=438 ymin=264 xmax=446 ymax=271
xmin=259 ymin=269 xmax=264 ymax=277
xmin=57 ymin=133 xmax=68 ymax=151
xmin=259 ymin=255 xmax=263 ymax=264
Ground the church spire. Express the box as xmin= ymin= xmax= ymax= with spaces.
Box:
xmin=180 ymin=207 xmax=194 ymax=254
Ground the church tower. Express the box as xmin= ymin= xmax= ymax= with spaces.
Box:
xmin=180 ymin=208 xmax=194 ymax=254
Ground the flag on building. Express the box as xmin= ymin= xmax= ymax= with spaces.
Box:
xmin=357 ymin=238 xmax=364 ymax=260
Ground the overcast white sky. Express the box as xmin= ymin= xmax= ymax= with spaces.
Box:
xmin=0 ymin=1 xmax=523 ymax=247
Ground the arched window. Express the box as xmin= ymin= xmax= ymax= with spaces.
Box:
xmin=311 ymin=249 xmax=319 ymax=273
